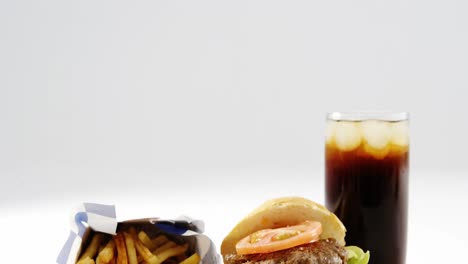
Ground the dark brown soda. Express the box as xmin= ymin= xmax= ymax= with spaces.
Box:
xmin=325 ymin=146 xmax=408 ymax=264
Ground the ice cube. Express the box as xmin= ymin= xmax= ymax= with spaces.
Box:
xmin=361 ymin=120 xmax=391 ymax=150
xmin=364 ymin=143 xmax=390 ymax=159
xmin=334 ymin=121 xmax=362 ymax=151
xmin=325 ymin=121 xmax=338 ymax=144
xmin=390 ymin=121 xmax=409 ymax=147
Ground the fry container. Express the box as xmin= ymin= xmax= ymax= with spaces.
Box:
xmin=57 ymin=203 xmax=220 ymax=264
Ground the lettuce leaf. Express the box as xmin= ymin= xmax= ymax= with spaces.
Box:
xmin=346 ymin=246 xmax=370 ymax=264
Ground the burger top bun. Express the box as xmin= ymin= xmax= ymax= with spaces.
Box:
xmin=221 ymin=196 xmax=346 ymax=257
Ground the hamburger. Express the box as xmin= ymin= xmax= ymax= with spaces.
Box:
xmin=221 ymin=197 xmax=369 ymax=264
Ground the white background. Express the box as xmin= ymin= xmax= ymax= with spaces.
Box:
xmin=1 ymin=0 xmax=467 ymax=263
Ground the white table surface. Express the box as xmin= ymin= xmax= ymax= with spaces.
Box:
xmin=1 ymin=169 xmax=467 ymax=263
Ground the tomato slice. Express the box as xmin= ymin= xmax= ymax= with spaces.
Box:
xmin=235 ymin=221 xmax=322 ymax=255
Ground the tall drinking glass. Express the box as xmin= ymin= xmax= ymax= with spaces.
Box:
xmin=325 ymin=112 xmax=409 ymax=264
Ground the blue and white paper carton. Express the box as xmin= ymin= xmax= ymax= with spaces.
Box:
xmin=57 ymin=203 xmax=220 ymax=264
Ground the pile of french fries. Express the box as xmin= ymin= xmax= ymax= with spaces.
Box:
xmin=76 ymin=226 xmax=200 ymax=264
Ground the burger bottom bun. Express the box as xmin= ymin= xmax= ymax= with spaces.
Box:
xmin=220 ymin=196 xmax=346 ymax=258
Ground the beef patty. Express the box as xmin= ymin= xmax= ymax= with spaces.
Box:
xmin=223 ymin=239 xmax=347 ymax=264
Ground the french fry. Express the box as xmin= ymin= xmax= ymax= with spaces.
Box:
xmin=76 ymin=225 xmax=197 ymax=264
xmin=152 ymin=241 xmax=176 ymax=255
xmin=155 ymin=244 xmax=188 ymax=263
xmin=150 ymin=235 xmax=169 ymax=250
xmin=96 ymin=257 xmax=103 ymax=264
xmin=96 ymin=239 xmax=115 ymax=264
xmin=179 ymin=253 xmax=201 ymax=264
xmin=137 ymin=231 xmax=153 ymax=249
xmin=77 ymin=256 xmax=95 ymax=264
xmin=133 ymin=236 xmax=159 ymax=264
xmin=115 ymin=234 xmax=129 ymax=264
xmin=123 ymin=232 xmax=138 ymax=264
xmin=137 ymin=232 xmax=168 ymax=251
xmin=78 ymin=233 xmax=104 ymax=262
xmin=128 ymin=227 xmax=138 ymax=236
